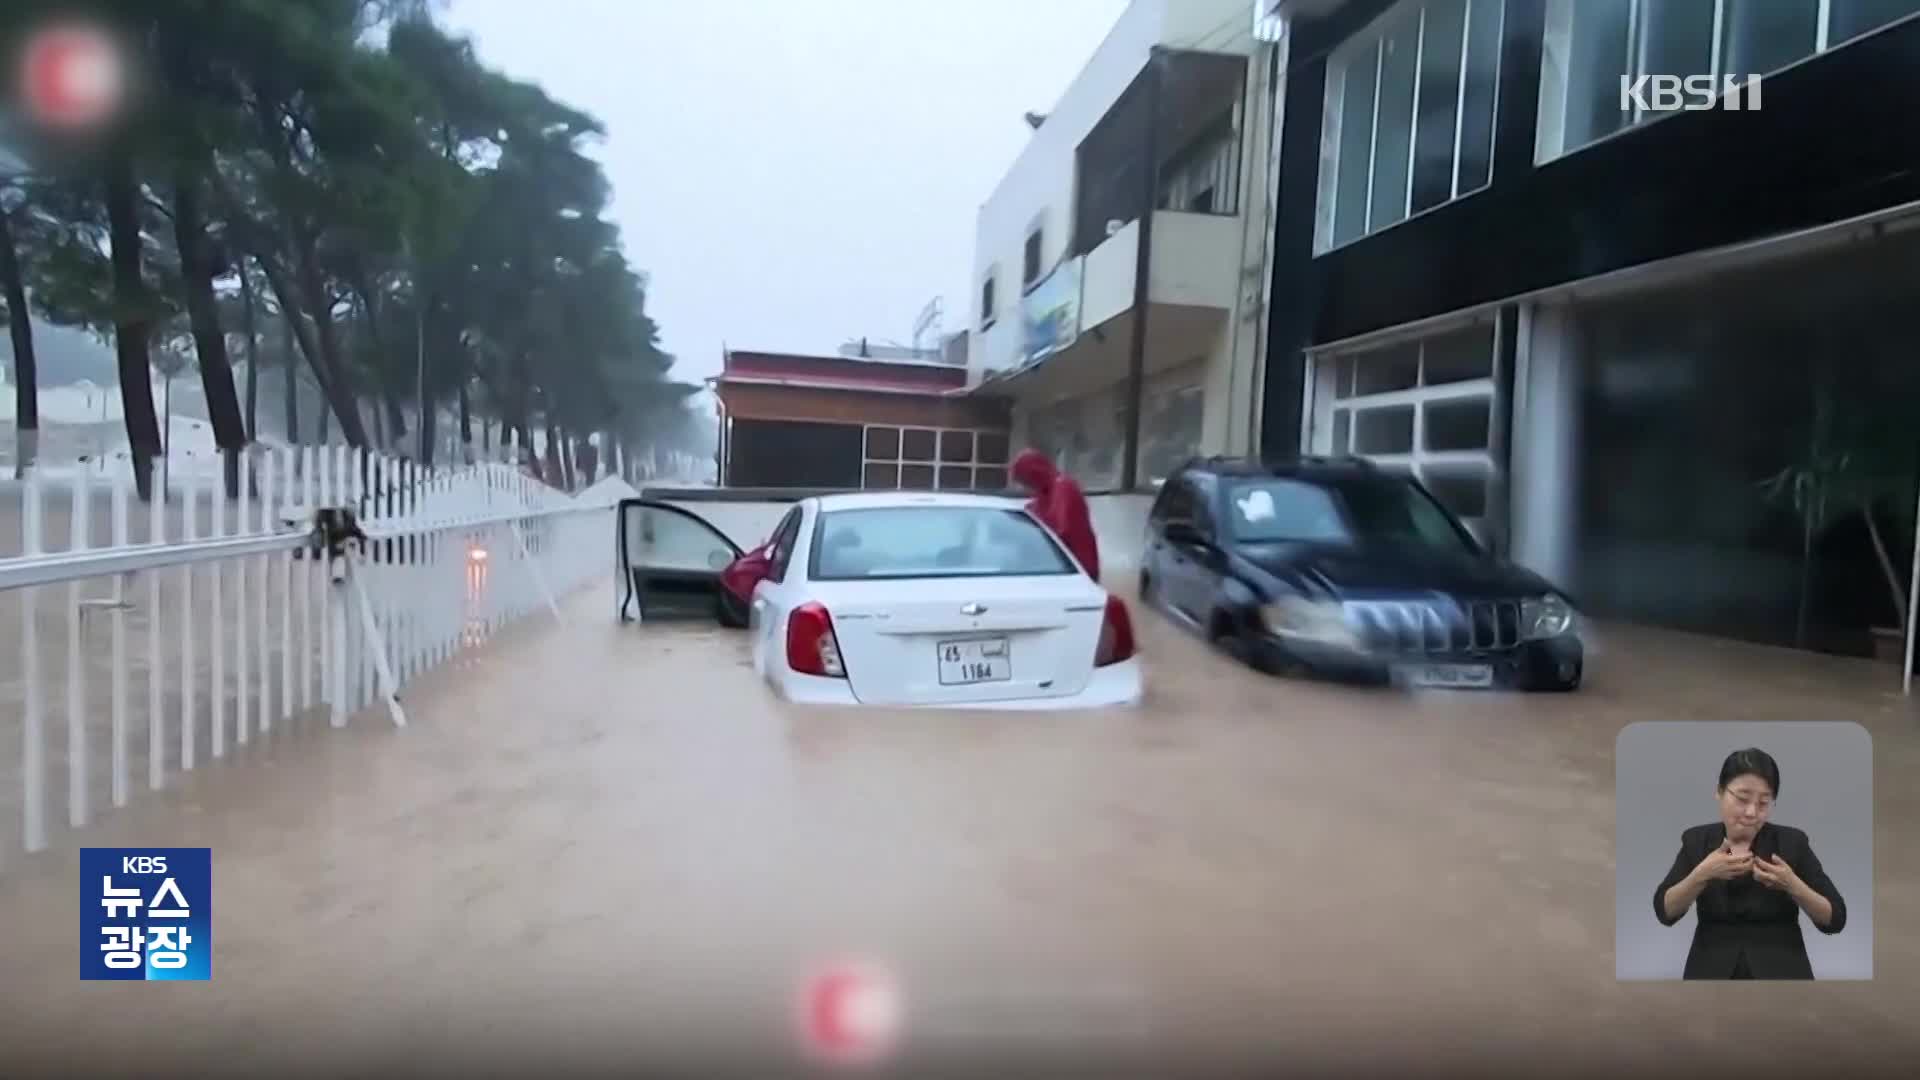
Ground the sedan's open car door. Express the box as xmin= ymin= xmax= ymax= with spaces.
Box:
xmin=618 ymin=499 xmax=745 ymax=622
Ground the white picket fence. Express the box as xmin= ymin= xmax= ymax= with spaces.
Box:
xmin=0 ymin=437 xmax=635 ymax=870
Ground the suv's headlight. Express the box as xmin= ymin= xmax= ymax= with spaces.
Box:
xmin=1522 ymin=594 xmax=1576 ymax=639
xmin=1260 ymin=597 xmax=1359 ymax=648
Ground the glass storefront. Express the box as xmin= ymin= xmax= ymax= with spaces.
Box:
xmin=1306 ymin=319 xmax=1501 ymax=540
xmin=1574 ymin=230 xmax=1920 ymax=656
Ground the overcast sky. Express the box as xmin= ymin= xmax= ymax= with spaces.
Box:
xmin=442 ymin=0 xmax=1127 ymax=385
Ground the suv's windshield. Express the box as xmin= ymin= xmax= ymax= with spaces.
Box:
xmin=1224 ymin=476 xmax=1476 ymax=554
xmin=810 ymin=506 xmax=1076 ymax=581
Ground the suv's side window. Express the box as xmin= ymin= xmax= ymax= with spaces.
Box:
xmin=1186 ymin=473 xmax=1218 ymax=539
xmin=1148 ymin=475 xmax=1179 ymax=525
xmin=766 ymin=507 xmax=803 ymax=583
xmin=1158 ymin=472 xmax=1195 ymax=528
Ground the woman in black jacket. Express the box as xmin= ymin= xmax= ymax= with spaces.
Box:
xmin=1654 ymin=748 xmax=1847 ymax=979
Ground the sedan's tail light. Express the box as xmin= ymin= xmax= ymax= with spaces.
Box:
xmin=1095 ymin=594 xmax=1136 ymax=667
xmin=787 ymin=601 xmax=846 ymax=678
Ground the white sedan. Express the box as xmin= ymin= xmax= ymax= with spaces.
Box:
xmin=740 ymin=492 xmax=1142 ymax=710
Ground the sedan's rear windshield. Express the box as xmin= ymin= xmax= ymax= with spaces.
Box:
xmin=809 ymin=506 xmax=1077 ymax=581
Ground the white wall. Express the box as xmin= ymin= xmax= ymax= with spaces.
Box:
xmin=1509 ymin=302 xmax=1581 ymax=589
xmin=1080 ymin=216 xmax=1142 ymax=329
xmin=1148 ymin=211 xmax=1243 ymax=308
xmin=965 ymin=0 xmax=1255 ymax=383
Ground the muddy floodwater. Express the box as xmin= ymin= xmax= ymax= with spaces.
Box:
xmin=0 ymin=581 xmax=1916 ymax=1076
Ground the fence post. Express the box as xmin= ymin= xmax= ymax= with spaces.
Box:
xmin=235 ymin=451 xmax=251 ymax=748
xmin=110 ymin=464 xmax=129 ymax=809
xmin=258 ymin=450 xmax=274 ymax=735
xmin=67 ymin=467 xmax=90 ymax=828
xmin=209 ymin=459 xmax=226 ymax=761
xmin=181 ymin=464 xmax=201 ymax=772
xmin=147 ymin=457 xmax=165 ymax=793
xmin=22 ymin=468 xmax=46 ymax=852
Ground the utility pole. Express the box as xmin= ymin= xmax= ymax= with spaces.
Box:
xmin=1119 ymin=47 xmax=1164 ymax=492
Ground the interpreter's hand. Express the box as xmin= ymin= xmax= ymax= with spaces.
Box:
xmin=1751 ymin=853 xmax=1803 ymax=893
xmin=1695 ymin=842 xmax=1755 ymax=881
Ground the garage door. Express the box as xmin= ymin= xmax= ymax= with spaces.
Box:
xmin=1308 ymin=321 xmax=1498 ymax=536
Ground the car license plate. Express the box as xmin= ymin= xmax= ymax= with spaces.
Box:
xmin=1397 ymin=663 xmax=1494 ymax=689
xmin=938 ymin=637 xmax=1011 ymax=685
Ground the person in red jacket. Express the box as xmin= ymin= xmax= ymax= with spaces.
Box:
xmin=1010 ymin=448 xmax=1101 ymax=582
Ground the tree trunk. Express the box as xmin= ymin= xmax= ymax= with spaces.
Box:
xmin=241 ymin=261 xmax=259 ymax=441
xmin=542 ymin=424 xmax=561 ymax=487
xmin=383 ymin=387 xmax=407 ymax=453
xmin=458 ymin=378 xmax=472 ymax=463
xmin=106 ymin=150 xmax=162 ymax=501
xmin=282 ymin=310 xmax=299 ymax=444
xmin=203 ymin=166 xmax=354 ymax=446
xmin=291 ymin=233 xmax=369 ymax=447
xmin=419 ymin=389 xmax=437 ymax=467
xmin=172 ymin=167 xmax=250 ymax=497
xmin=578 ymin=438 xmax=598 ymax=486
xmin=0 ymin=203 xmax=38 ymax=478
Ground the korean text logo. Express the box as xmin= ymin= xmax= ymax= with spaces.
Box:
xmin=1620 ymin=74 xmax=1763 ymax=114
xmin=80 ymin=848 xmax=211 ymax=981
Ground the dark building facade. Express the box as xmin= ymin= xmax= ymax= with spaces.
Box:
xmin=1259 ymin=0 xmax=1920 ymax=667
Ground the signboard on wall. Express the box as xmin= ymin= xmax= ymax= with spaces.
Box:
xmin=1020 ymin=257 xmax=1082 ymax=366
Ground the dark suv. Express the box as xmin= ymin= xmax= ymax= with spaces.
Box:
xmin=1139 ymin=456 xmax=1583 ymax=692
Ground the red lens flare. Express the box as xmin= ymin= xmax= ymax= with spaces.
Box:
xmin=796 ymin=960 xmax=903 ymax=1067
xmin=19 ymin=22 xmax=124 ymax=132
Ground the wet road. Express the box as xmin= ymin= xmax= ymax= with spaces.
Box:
xmin=0 ymin=582 xmax=1917 ymax=1076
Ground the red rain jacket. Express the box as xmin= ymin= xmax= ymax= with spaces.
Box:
xmin=1010 ymin=449 xmax=1101 ymax=582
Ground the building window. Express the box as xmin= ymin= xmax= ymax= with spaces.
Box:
xmin=1309 ymin=321 xmax=1498 ymax=533
xmin=862 ymin=425 xmax=1011 ymax=491
xmin=1022 ymin=226 xmax=1044 ymax=290
xmin=1535 ymin=0 xmax=1920 ymax=163
xmin=1314 ymin=0 xmax=1504 ymax=254
xmin=979 ymin=270 xmax=998 ymax=329
xmin=1159 ymin=114 xmax=1242 ymax=216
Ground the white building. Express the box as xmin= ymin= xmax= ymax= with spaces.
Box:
xmin=964 ymin=0 xmax=1279 ymax=490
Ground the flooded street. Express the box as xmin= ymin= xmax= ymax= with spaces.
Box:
xmin=0 ymin=582 xmax=1917 ymax=1076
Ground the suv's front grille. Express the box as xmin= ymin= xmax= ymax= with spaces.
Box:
xmin=1347 ymin=599 xmax=1522 ymax=655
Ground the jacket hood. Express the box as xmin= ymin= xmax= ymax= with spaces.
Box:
xmin=1010 ymin=449 xmax=1058 ymax=492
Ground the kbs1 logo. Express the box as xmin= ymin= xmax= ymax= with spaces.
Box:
xmin=1620 ymin=74 xmax=1763 ymax=114
xmin=80 ymin=848 xmax=212 ymax=981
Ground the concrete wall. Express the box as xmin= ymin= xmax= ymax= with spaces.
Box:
xmin=1081 ymin=216 xmax=1144 ymax=331
xmin=635 ymin=490 xmax=1158 ymax=586
xmin=1081 ymin=211 xmax=1247 ymax=330
xmin=1509 ymin=301 xmax=1581 ymax=589
xmin=1148 ymin=211 xmax=1244 ymax=308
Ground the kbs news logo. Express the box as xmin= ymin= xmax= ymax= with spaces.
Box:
xmin=79 ymin=848 xmax=212 ymax=981
xmin=1620 ymin=74 xmax=1764 ymax=114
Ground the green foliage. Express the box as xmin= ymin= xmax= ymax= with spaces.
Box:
xmin=6 ymin=0 xmax=698 ymax=458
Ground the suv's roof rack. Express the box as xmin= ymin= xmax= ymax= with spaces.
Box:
xmin=1254 ymin=453 xmax=1377 ymax=470
xmin=1183 ymin=453 xmax=1381 ymax=475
